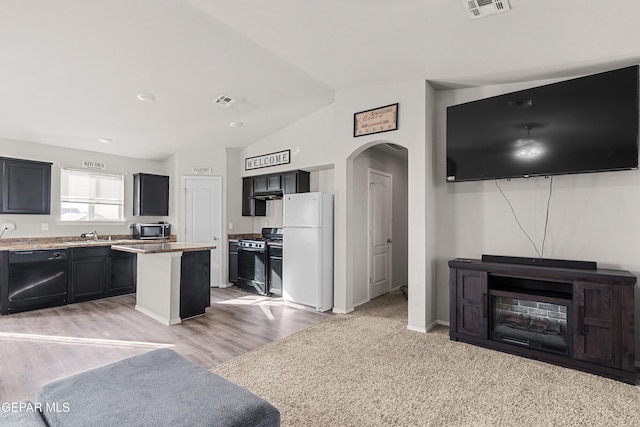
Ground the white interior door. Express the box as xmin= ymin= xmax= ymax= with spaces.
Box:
xmin=183 ymin=176 xmax=223 ymax=287
xmin=368 ymin=169 xmax=392 ymax=300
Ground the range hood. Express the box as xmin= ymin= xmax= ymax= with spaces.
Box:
xmin=250 ymin=190 xmax=283 ymax=200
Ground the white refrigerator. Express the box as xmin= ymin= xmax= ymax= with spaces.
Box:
xmin=282 ymin=192 xmax=334 ymax=312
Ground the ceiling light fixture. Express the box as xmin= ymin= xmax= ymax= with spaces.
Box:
xmin=136 ymin=92 xmax=156 ymax=102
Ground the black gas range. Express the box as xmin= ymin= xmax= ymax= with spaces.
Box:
xmin=236 ymin=228 xmax=283 ymax=296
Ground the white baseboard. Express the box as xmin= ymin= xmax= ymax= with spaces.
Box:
xmin=407 ymin=324 xmax=427 ymax=333
xmin=437 ymin=320 xmax=450 ymax=327
xmin=332 ymin=307 xmax=354 ymax=314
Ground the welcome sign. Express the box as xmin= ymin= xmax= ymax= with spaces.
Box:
xmin=245 ymin=149 xmax=291 ymax=170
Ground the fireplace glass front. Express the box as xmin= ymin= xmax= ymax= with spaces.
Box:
xmin=491 ymin=296 xmax=568 ymax=356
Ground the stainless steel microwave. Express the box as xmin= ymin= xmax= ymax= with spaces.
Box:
xmin=131 ymin=223 xmax=171 ymax=240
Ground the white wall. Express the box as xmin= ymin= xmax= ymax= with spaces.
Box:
xmin=0 ymin=137 xmax=170 ymax=238
xmin=242 ymin=79 xmax=435 ymax=332
xmin=434 ymin=78 xmax=640 ymax=358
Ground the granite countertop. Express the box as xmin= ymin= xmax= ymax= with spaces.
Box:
xmin=111 ymin=242 xmax=216 ymax=254
xmin=227 ymin=233 xmax=261 ymax=242
xmin=0 ymin=235 xmax=174 ymax=251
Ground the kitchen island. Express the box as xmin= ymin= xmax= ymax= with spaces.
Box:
xmin=111 ymin=242 xmax=216 ymax=325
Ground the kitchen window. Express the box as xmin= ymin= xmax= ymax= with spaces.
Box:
xmin=60 ymin=168 xmax=124 ymax=221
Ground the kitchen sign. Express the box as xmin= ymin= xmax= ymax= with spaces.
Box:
xmin=192 ymin=167 xmax=212 ymax=175
xmin=353 ymin=103 xmax=398 ymax=137
xmin=245 ymin=149 xmax=291 ymax=170
xmin=81 ymin=160 xmax=107 ymax=170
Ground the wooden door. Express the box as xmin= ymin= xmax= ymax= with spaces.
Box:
xmin=368 ymin=169 xmax=392 ymax=300
xmin=184 ymin=177 xmax=222 ymax=286
xmin=573 ymin=281 xmax=620 ymax=368
xmin=455 ymin=269 xmax=488 ymax=338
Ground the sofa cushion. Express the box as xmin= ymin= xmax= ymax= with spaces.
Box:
xmin=0 ymin=401 xmax=47 ymax=427
xmin=36 ymin=348 xmax=280 ymax=427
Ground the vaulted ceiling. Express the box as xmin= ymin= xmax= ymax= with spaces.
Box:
xmin=1 ymin=0 xmax=638 ymax=160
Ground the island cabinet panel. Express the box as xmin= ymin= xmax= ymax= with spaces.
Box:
xmin=0 ymin=157 xmax=51 ymax=214
xmin=180 ymin=250 xmax=210 ymax=319
xmin=449 ymin=258 xmax=636 ymax=384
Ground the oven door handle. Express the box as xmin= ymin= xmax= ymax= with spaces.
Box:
xmin=238 ymin=247 xmax=266 ymax=253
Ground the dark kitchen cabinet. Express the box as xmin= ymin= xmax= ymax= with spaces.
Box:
xmin=229 ymin=241 xmax=239 ymax=283
xmin=180 ymin=250 xmax=210 ymax=319
xmin=133 ymin=173 xmax=169 ymax=216
xmin=0 ymin=157 xmax=51 ymax=214
xmin=268 ymin=245 xmax=282 ymax=297
xmin=449 ymin=258 xmax=636 ymax=384
xmin=69 ymin=247 xmax=108 ymax=302
xmin=107 ymin=253 xmax=137 ymax=296
xmin=282 ymin=170 xmax=310 ymax=194
xmin=241 ymin=170 xmax=309 ymax=216
xmin=242 ymin=177 xmax=266 ymax=217
xmin=69 ymin=247 xmax=137 ymax=303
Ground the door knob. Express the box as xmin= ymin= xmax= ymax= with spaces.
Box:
xmin=387 ymin=239 xmax=393 ymax=243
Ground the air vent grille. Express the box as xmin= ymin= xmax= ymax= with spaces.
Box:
xmin=213 ymin=94 xmax=238 ymax=107
xmin=463 ymin=0 xmax=510 ymax=19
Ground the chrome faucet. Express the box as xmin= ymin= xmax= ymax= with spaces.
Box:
xmin=81 ymin=230 xmax=99 ymax=241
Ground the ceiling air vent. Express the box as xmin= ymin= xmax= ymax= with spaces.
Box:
xmin=463 ymin=0 xmax=511 ymax=19
xmin=213 ymin=94 xmax=238 ymax=107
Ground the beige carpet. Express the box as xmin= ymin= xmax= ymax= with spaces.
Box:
xmin=212 ymin=290 xmax=640 ymax=426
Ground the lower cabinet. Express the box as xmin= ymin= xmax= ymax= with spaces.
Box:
xmin=449 ymin=258 xmax=636 ymax=384
xmin=268 ymin=245 xmax=282 ymax=297
xmin=69 ymin=247 xmax=136 ymax=303
xmin=228 ymin=242 xmax=238 ymax=284
xmin=180 ymin=250 xmax=210 ymax=319
xmin=107 ymin=254 xmax=137 ymax=296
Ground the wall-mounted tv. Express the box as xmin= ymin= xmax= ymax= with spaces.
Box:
xmin=446 ymin=66 xmax=639 ymax=182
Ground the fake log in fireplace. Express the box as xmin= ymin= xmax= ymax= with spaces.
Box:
xmin=491 ymin=296 xmax=568 ymax=355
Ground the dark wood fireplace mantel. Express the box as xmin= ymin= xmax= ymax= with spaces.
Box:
xmin=449 ymin=258 xmax=637 ymax=384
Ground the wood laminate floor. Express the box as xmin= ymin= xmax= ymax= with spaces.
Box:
xmin=0 ymin=287 xmax=330 ymax=403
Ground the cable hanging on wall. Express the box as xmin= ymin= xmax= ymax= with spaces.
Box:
xmin=495 ymin=176 xmax=554 ymax=258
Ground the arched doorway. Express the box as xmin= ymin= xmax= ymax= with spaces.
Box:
xmin=348 ymin=142 xmax=408 ymax=307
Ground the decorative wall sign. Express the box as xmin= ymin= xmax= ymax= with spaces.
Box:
xmin=353 ymin=103 xmax=398 ymax=137
xmin=192 ymin=167 xmax=212 ymax=175
xmin=245 ymin=149 xmax=291 ymax=171
xmin=81 ymin=160 xmax=107 ymax=170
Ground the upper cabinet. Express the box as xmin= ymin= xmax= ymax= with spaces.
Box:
xmin=133 ymin=173 xmax=169 ymax=216
xmin=242 ymin=170 xmax=310 ymax=217
xmin=282 ymin=170 xmax=310 ymax=195
xmin=0 ymin=157 xmax=52 ymax=214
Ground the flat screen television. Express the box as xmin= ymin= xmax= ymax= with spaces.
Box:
xmin=446 ymin=65 xmax=639 ymax=182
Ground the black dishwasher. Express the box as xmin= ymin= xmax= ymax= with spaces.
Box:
xmin=1 ymin=249 xmax=69 ymax=314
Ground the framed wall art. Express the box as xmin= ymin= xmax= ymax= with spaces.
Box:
xmin=353 ymin=103 xmax=398 ymax=137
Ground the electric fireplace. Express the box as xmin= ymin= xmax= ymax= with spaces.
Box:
xmin=491 ymin=295 xmax=568 ymax=355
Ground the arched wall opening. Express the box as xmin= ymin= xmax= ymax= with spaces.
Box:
xmin=345 ymin=139 xmax=409 ymax=310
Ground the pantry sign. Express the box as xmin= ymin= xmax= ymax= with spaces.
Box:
xmin=245 ymin=149 xmax=291 ymax=171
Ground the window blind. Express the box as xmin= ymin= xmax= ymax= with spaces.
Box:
xmin=61 ymin=169 xmax=124 ymax=205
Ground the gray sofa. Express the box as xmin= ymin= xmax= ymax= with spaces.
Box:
xmin=2 ymin=349 xmax=280 ymax=427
